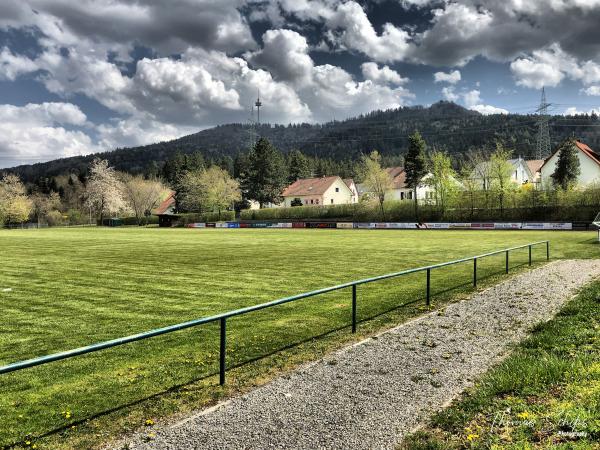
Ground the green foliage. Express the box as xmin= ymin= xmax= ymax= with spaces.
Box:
xmin=405 ymin=131 xmax=428 ymax=218
xmin=287 ymin=150 xmax=311 ymax=183
xmin=426 ymin=151 xmax=457 ymax=211
xmin=360 ymin=151 xmax=392 ymax=219
xmin=488 ymin=143 xmax=514 ymax=214
xmin=405 ymin=131 xmax=428 ymax=188
xmin=551 ymin=139 xmax=581 ymax=189
xmin=243 ymin=137 xmax=287 ymax=207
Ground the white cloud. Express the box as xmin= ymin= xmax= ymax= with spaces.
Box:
xmin=0 ymin=47 xmax=38 ymax=81
xmin=441 ymin=86 xmax=459 ymax=102
xmin=0 ymin=103 xmax=99 ymax=167
xmin=462 ymin=89 xmax=481 ymax=108
xmin=469 ymin=104 xmax=508 ymax=115
xmin=583 ymin=86 xmax=600 ymax=96
xmin=462 ymin=89 xmax=507 ymax=114
xmin=433 ymin=70 xmax=461 ymax=84
xmin=564 ymin=106 xmax=600 ymax=115
xmin=361 ymin=62 xmax=408 ymax=85
xmin=246 ymin=29 xmax=314 ymax=86
xmin=326 ymin=1 xmax=412 ymax=63
xmin=510 ymin=44 xmax=600 ymax=89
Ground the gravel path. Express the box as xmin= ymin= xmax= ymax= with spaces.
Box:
xmin=120 ymin=260 xmax=600 ymax=450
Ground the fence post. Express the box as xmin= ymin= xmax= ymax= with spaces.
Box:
xmin=219 ymin=317 xmax=226 ymax=386
xmin=426 ymin=268 xmax=431 ymax=306
xmin=473 ymin=258 xmax=477 ymax=288
xmin=505 ymin=250 xmax=509 ymax=274
xmin=546 ymin=241 xmax=550 ymax=260
xmin=528 ymin=245 xmax=532 ymax=266
xmin=351 ymin=284 xmax=357 ymax=333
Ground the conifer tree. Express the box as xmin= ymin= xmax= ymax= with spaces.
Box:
xmin=551 ymin=139 xmax=581 ymax=190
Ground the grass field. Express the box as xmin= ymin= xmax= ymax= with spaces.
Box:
xmin=402 ymin=279 xmax=600 ymax=449
xmin=0 ymin=227 xmax=597 ymax=448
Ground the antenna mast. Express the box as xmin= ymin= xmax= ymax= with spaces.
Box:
xmin=535 ymin=87 xmax=551 ymax=159
xmin=255 ymin=90 xmax=262 ymax=126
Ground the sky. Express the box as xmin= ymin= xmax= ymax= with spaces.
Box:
xmin=1 ymin=0 xmax=600 ymax=168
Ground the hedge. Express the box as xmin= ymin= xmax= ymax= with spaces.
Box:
xmin=240 ymin=201 xmax=600 ymax=223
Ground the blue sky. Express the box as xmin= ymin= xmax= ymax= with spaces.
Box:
xmin=1 ymin=0 xmax=600 ymax=167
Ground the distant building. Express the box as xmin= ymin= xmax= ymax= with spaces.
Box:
xmin=357 ymin=167 xmax=436 ymax=202
xmin=154 ymin=192 xmax=179 ymax=227
xmin=471 ymin=157 xmax=538 ymax=189
xmin=281 ymin=176 xmax=356 ymax=207
xmin=539 ymin=139 xmax=600 ymax=186
xmin=344 ymin=178 xmax=359 ymax=203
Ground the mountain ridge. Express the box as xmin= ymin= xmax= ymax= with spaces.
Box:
xmin=6 ymin=101 xmax=600 ymax=183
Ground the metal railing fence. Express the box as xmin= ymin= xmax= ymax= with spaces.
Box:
xmin=0 ymin=241 xmax=549 ymax=385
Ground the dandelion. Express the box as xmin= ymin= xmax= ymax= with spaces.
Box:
xmin=466 ymin=433 xmax=479 ymax=442
xmin=145 ymin=419 xmax=154 ymax=426
xmin=517 ymin=411 xmax=530 ymax=419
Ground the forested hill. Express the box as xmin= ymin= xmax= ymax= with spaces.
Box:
xmin=9 ymin=101 xmax=600 ymax=182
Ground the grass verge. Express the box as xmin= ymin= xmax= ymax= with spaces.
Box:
xmin=401 ymin=279 xmax=600 ymax=449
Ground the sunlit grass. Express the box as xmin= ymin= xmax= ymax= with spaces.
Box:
xmin=0 ymin=227 xmax=597 ymax=448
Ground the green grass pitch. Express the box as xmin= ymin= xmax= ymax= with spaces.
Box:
xmin=0 ymin=227 xmax=597 ymax=448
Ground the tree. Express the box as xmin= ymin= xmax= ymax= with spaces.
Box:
xmin=85 ymin=159 xmax=125 ymax=224
xmin=405 ymin=131 xmax=428 ymax=219
xmin=31 ymin=191 xmax=61 ymax=226
xmin=427 ymin=150 xmax=456 ymax=211
xmin=121 ymin=175 xmax=167 ymax=225
xmin=488 ymin=143 xmax=514 ymax=215
xmin=459 ymin=162 xmax=479 ymax=219
xmin=179 ymin=166 xmax=241 ymax=219
xmin=360 ymin=151 xmax=392 ymax=219
xmin=551 ymin=139 xmax=581 ymax=190
xmin=287 ymin=150 xmax=311 ymax=183
xmin=243 ymin=138 xmax=287 ymax=207
xmin=0 ymin=174 xmax=33 ymax=226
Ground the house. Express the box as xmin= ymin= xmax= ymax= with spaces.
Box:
xmin=281 ymin=176 xmax=356 ymax=207
xmin=344 ymin=178 xmax=359 ymax=203
xmin=384 ymin=167 xmax=435 ymax=202
xmin=357 ymin=167 xmax=435 ymax=202
xmin=539 ymin=139 xmax=600 ymax=186
xmin=471 ymin=157 xmax=538 ymax=189
xmin=526 ymin=159 xmax=544 ymax=185
xmin=154 ymin=191 xmax=180 ymax=227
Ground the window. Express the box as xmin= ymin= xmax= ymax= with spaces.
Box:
xmin=407 ymin=191 xmax=413 ymax=200
xmin=335 ymin=187 xmax=339 ymax=192
xmin=310 ymin=199 xmax=314 ymax=204
xmin=400 ymin=192 xmax=405 ymax=200
xmin=316 ymin=199 xmax=319 ymax=205
xmin=331 ymin=199 xmax=334 ymax=204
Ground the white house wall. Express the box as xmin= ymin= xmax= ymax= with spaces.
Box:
xmin=323 ymin=178 xmax=355 ymax=205
xmin=540 ymin=150 xmax=600 ymax=186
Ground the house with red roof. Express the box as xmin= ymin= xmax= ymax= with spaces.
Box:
xmin=380 ymin=167 xmax=436 ymax=202
xmin=539 ymin=139 xmax=600 ymax=186
xmin=281 ymin=176 xmax=356 ymax=207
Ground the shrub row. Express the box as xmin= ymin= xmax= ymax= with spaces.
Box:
xmin=240 ymin=201 xmax=600 ymax=223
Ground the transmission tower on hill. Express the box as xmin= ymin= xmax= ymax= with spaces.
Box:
xmin=535 ymin=87 xmax=551 ymax=159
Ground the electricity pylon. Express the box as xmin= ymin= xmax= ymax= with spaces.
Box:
xmin=535 ymin=87 xmax=551 ymax=159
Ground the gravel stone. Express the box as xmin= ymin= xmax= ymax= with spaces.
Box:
xmin=117 ymin=260 xmax=600 ymax=450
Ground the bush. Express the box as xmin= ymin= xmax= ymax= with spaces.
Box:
xmin=46 ymin=210 xmax=66 ymax=226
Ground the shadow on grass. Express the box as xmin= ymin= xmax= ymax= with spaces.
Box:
xmin=5 ymin=260 xmax=538 ymax=448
